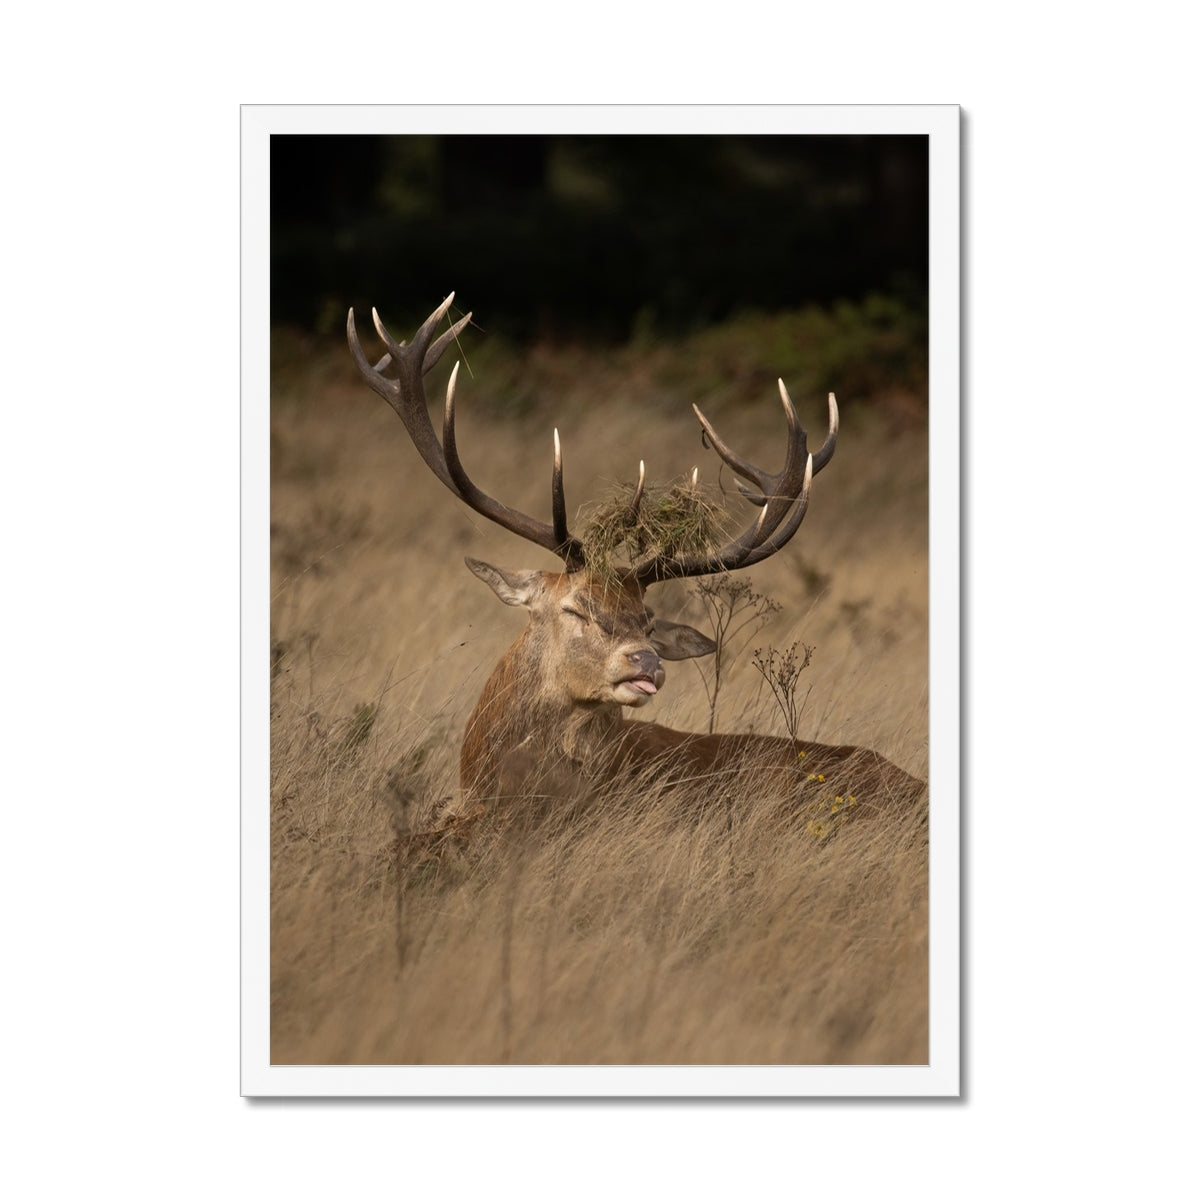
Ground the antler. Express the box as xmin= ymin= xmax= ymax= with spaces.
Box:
xmin=347 ymin=294 xmax=586 ymax=568
xmin=630 ymin=381 xmax=838 ymax=587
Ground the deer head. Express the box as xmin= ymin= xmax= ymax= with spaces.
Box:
xmin=464 ymin=558 xmax=717 ymax=710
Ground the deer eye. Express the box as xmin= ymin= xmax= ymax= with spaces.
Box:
xmin=562 ymin=606 xmax=589 ymax=622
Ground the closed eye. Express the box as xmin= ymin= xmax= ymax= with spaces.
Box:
xmin=562 ymin=607 xmax=589 ymax=622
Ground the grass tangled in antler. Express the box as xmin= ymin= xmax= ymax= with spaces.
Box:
xmin=578 ymin=477 xmax=727 ymax=577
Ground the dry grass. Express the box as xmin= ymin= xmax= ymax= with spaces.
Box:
xmin=269 ymin=321 xmax=929 ymax=1064
xmin=578 ymin=476 xmax=726 ymax=578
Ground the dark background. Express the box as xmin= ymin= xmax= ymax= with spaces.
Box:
xmin=270 ymin=134 xmax=928 ymax=345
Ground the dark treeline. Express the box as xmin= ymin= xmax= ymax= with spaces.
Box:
xmin=271 ymin=134 xmax=928 ymax=343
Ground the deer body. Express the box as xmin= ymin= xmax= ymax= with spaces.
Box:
xmin=346 ymin=294 xmax=926 ymax=835
xmin=456 ymin=559 xmax=924 ymax=819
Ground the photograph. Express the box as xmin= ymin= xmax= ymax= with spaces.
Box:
xmin=245 ymin=107 xmax=959 ymax=1095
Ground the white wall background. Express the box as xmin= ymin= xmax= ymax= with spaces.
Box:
xmin=4 ymin=4 xmax=1195 ymax=1195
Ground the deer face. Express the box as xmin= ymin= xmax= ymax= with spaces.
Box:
xmin=466 ymin=557 xmax=716 ymax=709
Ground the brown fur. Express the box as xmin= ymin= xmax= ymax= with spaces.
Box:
xmin=609 ymin=723 xmax=925 ymax=812
xmin=447 ymin=561 xmax=925 ymax=844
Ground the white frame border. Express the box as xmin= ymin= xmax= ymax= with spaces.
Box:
xmin=241 ymin=104 xmax=960 ymax=1097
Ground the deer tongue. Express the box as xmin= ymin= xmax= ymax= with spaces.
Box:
xmin=627 ymin=677 xmax=658 ymax=695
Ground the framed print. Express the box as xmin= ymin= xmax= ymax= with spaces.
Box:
xmin=242 ymin=104 xmax=960 ymax=1096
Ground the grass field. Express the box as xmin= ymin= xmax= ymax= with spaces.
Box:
xmin=268 ymin=304 xmax=929 ymax=1064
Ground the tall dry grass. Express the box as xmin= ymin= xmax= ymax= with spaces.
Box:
xmin=269 ymin=318 xmax=928 ymax=1064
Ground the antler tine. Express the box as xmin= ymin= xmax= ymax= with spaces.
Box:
xmin=551 ymin=429 xmax=571 ymax=553
xmin=371 ymin=291 xmax=452 ymax=357
xmin=425 ymin=312 xmax=475 ymax=375
xmin=348 ymin=296 xmax=585 ymax=569
xmin=689 ymin=380 xmax=806 ymax=510
xmin=347 ymin=305 xmax=457 ymax=493
xmin=627 ymin=460 xmax=646 ymax=523
xmin=632 ymin=380 xmax=836 ymax=587
xmin=738 ymin=453 xmax=813 ymax=566
xmin=441 ymin=362 xmax=585 ymax=567
xmin=370 ymin=293 xmax=473 ymax=378
xmin=346 ymin=307 xmax=383 ymax=382
xmin=813 ymin=392 xmax=839 ymax=474
xmin=371 ymin=306 xmax=406 ymax=359
xmin=691 ymin=403 xmax=771 ymax=495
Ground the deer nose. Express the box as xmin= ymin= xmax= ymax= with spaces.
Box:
xmin=627 ymin=649 xmax=663 ymax=680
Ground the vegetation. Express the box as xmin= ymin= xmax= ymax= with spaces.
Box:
xmin=269 ymin=306 xmax=929 ymax=1064
xmin=691 ymin=578 xmax=781 ymax=735
xmin=272 ymin=134 xmax=929 ymax=341
xmin=751 ymin=640 xmax=816 ymax=750
xmin=578 ymin=476 xmax=725 ymax=581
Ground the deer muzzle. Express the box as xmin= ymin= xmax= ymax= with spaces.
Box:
xmin=623 ymin=649 xmax=665 ymax=696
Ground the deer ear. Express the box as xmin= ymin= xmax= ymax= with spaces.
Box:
xmin=465 ymin=557 xmax=545 ymax=608
xmin=651 ymin=619 xmax=717 ymax=661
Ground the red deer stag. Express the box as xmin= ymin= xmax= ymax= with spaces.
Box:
xmin=347 ymin=294 xmax=925 ymax=839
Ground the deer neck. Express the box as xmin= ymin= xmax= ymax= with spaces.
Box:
xmin=460 ymin=629 xmax=626 ymax=798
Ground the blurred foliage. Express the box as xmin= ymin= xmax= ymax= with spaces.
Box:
xmin=271 ymin=289 xmax=928 ymax=425
xmin=668 ymin=292 xmax=928 ymax=409
xmin=271 ymin=134 xmax=928 ymax=345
